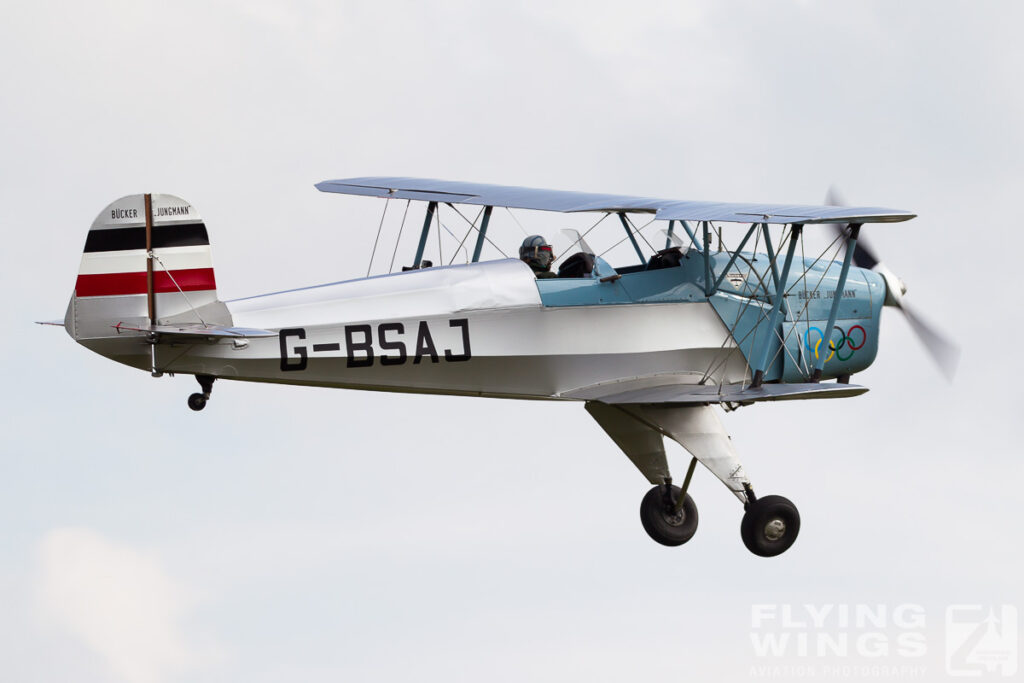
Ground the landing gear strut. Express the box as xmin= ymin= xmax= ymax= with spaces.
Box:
xmin=740 ymin=487 xmax=800 ymax=557
xmin=188 ymin=374 xmax=215 ymax=412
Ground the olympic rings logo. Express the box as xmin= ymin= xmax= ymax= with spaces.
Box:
xmin=803 ymin=324 xmax=867 ymax=363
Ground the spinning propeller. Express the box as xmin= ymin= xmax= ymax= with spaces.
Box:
xmin=825 ymin=187 xmax=961 ymax=381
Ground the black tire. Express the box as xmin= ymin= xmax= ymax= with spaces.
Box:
xmin=640 ymin=484 xmax=698 ymax=547
xmin=187 ymin=393 xmax=207 ymax=411
xmin=740 ymin=495 xmax=800 ymax=557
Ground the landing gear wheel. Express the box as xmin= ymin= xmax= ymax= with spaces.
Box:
xmin=741 ymin=495 xmax=800 ymax=557
xmin=640 ymin=484 xmax=698 ymax=547
xmin=187 ymin=375 xmax=215 ymax=412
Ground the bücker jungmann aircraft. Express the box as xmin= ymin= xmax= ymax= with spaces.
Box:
xmin=47 ymin=178 xmax=958 ymax=557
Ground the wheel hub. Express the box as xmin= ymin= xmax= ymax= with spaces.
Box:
xmin=663 ymin=509 xmax=687 ymax=527
xmin=764 ymin=518 xmax=786 ymax=541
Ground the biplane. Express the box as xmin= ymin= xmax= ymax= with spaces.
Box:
xmin=45 ymin=178 xmax=958 ymax=556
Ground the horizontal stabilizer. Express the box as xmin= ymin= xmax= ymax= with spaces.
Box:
xmin=112 ymin=322 xmax=276 ymax=339
xmin=584 ymin=382 xmax=868 ymax=405
xmin=36 ymin=319 xmax=66 ymax=327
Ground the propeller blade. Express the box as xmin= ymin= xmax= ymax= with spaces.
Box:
xmin=824 ymin=185 xmax=847 ymax=208
xmin=897 ymin=300 xmax=962 ymax=382
xmin=828 ymin=223 xmax=881 ymax=270
xmin=825 ymin=186 xmax=880 ymax=269
xmin=846 ymin=231 xmax=880 ymax=270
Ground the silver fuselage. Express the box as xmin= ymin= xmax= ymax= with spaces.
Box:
xmin=76 ymin=259 xmax=750 ymax=400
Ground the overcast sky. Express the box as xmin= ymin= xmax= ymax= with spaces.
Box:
xmin=2 ymin=2 xmax=1021 ymax=682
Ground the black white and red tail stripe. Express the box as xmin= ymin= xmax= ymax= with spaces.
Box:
xmin=68 ymin=194 xmax=222 ymax=340
xmin=76 ymin=194 xmax=217 ymax=298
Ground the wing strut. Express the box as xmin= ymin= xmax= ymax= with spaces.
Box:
xmin=751 ymin=224 xmax=803 ymax=388
xmin=681 ymin=220 xmax=701 ymax=251
xmin=412 ymin=201 xmax=437 ymax=268
xmin=471 ymin=205 xmax=493 ymax=263
xmin=811 ymin=223 xmax=861 ymax=381
xmin=617 ymin=212 xmax=645 ymax=263
xmin=702 ymin=221 xmax=713 ymax=295
xmin=710 ymin=222 xmax=758 ymax=293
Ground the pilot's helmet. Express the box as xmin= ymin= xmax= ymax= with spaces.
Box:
xmin=520 ymin=234 xmax=554 ymax=271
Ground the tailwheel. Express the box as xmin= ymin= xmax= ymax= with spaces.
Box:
xmin=640 ymin=484 xmax=698 ymax=547
xmin=740 ymin=494 xmax=800 ymax=557
xmin=187 ymin=374 xmax=215 ymax=412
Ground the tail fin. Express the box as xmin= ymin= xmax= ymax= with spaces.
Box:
xmin=67 ymin=194 xmax=229 ymax=341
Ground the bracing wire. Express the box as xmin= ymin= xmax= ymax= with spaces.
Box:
xmin=597 ymin=214 xmax=657 ymax=258
xmin=438 ymin=216 xmax=470 ymax=264
xmin=446 ymin=203 xmax=509 ymax=258
xmin=626 ymin=214 xmax=659 ymax=254
xmin=448 ymin=207 xmax=483 ymax=265
xmin=388 ymin=200 xmax=412 ymax=274
xmin=151 ymin=253 xmax=206 ymax=325
xmin=505 ymin=207 xmax=530 ymax=236
xmin=554 ymin=212 xmax=611 ymax=262
xmin=367 ymin=197 xmax=391 ymax=277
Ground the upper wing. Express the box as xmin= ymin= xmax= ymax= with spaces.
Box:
xmin=315 ymin=177 xmax=915 ymax=225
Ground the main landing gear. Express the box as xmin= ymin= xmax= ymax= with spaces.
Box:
xmin=586 ymin=402 xmax=802 ymax=557
xmin=187 ymin=374 xmax=215 ymax=411
xmin=638 ymin=482 xmax=800 ymax=557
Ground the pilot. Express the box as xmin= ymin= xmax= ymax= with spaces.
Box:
xmin=520 ymin=235 xmax=557 ymax=278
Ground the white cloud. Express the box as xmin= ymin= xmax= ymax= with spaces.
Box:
xmin=35 ymin=528 xmax=195 ymax=683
